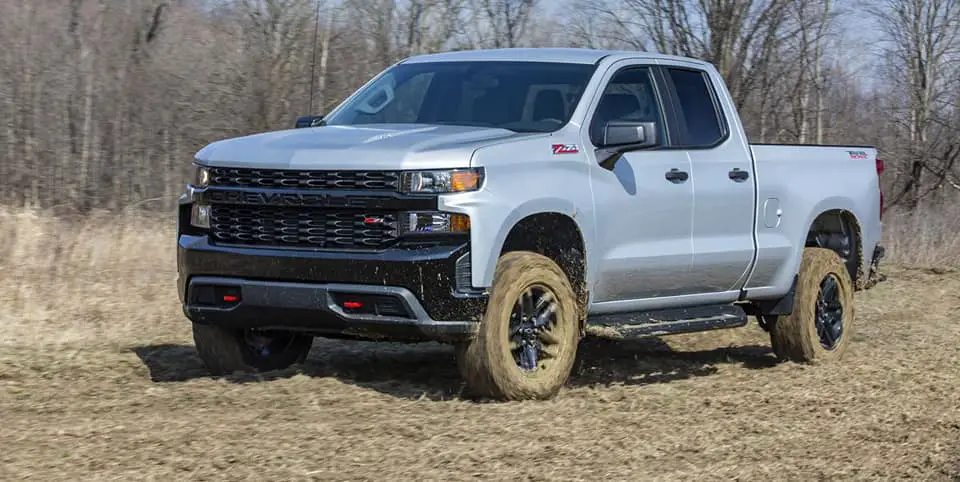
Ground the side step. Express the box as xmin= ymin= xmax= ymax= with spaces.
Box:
xmin=586 ymin=304 xmax=749 ymax=339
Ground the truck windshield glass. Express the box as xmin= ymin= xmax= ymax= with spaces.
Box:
xmin=324 ymin=61 xmax=597 ymax=133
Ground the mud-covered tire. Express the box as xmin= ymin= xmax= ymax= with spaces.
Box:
xmin=770 ymin=247 xmax=855 ymax=363
xmin=456 ymin=251 xmax=581 ymax=401
xmin=192 ymin=323 xmax=314 ymax=376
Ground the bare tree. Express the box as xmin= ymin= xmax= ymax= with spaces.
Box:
xmin=574 ymin=0 xmax=798 ymax=109
xmin=871 ymin=0 xmax=960 ymax=208
xmin=0 ymin=0 xmax=956 ymax=216
xmin=468 ymin=0 xmax=538 ymax=48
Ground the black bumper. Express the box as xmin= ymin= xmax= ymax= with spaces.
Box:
xmin=177 ymin=234 xmax=487 ymax=343
xmin=864 ymin=243 xmax=886 ymax=288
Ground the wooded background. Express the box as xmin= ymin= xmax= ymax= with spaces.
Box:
xmin=1 ymin=0 xmax=958 ymax=214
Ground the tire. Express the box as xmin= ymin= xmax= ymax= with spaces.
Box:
xmin=456 ymin=251 xmax=581 ymax=401
xmin=192 ymin=323 xmax=314 ymax=376
xmin=769 ymin=247 xmax=855 ymax=363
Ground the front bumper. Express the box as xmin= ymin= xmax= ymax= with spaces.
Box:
xmin=177 ymin=234 xmax=487 ymax=343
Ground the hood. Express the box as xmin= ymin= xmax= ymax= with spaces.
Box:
xmin=195 ymin=124 xmax=535 ymax=170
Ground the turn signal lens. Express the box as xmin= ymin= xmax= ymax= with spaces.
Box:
xmin=450 ymin=171 xmax=481 ymax=192
xmin=450 ymin=214 xmax=470 ymax=232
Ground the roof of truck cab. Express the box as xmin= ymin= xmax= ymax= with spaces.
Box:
xmin=400 ymin=48 xmax=711 ymax=67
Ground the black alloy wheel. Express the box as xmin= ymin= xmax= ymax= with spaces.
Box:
xmin=508 ymin=284 xmax=561 ymax=373
xmin=815 ymin=274 xmax=845 ymax=350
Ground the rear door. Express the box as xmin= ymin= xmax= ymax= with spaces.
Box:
xmin=660 ymin=64 xmax=756 ymax=295
xmin=581 ymin=60 xmax=698 ymax=302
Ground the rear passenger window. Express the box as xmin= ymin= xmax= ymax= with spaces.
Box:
xmin=666 ymin=68 xmax=725 ymax=147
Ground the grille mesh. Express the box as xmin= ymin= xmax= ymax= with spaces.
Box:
xmin=209 ymin=168 xmax=400 ymax=191
xmin=210 ymin=205 xmax=398 ymax=250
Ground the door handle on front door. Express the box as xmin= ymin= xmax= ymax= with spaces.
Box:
xmin=728 ymin=168 xmax=749 ymax=182
xmin=665 ymin=168 xmax=689 ymax=183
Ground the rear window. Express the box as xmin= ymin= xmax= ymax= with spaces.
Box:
xmin=666 ymin=68 xmax=726 ymax=147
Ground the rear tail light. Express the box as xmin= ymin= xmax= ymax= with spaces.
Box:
xmin=876 ymin=158 xmax=884 ymax=220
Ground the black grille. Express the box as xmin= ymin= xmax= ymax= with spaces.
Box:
xmin=210 ymin=205 xmax=398 ymax=250
xmin=209 ymin=168 xmax=400 ymax=191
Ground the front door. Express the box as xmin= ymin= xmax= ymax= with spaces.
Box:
xmin=582 ymin=63 xmax=696 ymax=303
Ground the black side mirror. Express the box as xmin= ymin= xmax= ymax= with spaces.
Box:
xmin=295 ymin=114 xmax=325 ymax=128
xmin=597 ymin=121 xmax=660 ymax=170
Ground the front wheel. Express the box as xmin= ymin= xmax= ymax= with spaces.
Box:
xmin=769 ymin=247 xmax=855 ymax=363
xmin=192 ymin=324 xmax=314 ymax=376
xmin=456 ymin=251 xmax=582 ymax=401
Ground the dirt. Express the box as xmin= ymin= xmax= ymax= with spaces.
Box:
xmin=2 ymin=266 xmax=960 ymax=480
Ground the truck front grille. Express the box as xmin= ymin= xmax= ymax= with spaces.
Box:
xmin=210 ymin=205 xmax=399 ymax=250
xmin=209 ymin=168 xmax=400 ymax=191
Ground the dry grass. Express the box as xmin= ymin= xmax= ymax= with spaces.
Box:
xmin=882 ymin=201 xmax=960 ymax=267
xmin=2 ymin=207 xmax=960 ymax=480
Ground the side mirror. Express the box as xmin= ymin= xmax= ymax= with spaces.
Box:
xmin=295 ymin=114 xmax=325 ymax=128
xmin=597 ymin=121 xmax=660 ymax=170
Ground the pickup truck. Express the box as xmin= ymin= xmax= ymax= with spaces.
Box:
xmin=177 ymin=48 xmax=885 ymax=401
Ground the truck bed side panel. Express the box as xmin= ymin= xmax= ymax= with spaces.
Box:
xmin=744 ymin=144 xmax=881 ymax=299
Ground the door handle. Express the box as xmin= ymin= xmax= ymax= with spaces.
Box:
xmin=728 ymin=168 xmax=749 ymax=182
xmin=665 ymin=168 xmax=689 ymax=183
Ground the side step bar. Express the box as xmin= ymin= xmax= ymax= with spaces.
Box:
xmin=586 ymin=304 xmax=749 ymax=339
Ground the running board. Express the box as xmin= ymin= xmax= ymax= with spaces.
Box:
xmin=586 ymin=304 xmax=749 ymax=339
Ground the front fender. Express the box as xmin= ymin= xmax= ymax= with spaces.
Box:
xmin=439 ymin=194 xmax=590 ymax=288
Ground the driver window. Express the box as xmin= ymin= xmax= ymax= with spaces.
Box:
xmin=589 ymin=67 xmax=664 ymax=147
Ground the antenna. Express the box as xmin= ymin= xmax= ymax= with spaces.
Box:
xmin=307 ymin=0 xmax=322 ymax=115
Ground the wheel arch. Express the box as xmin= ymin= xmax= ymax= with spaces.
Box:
xmin=497 ymin=211 xmax=589 ymax=322
xmin=746 ymin=203 xmax=865 ymax=319
xmin=804 ymin=208 xmax=864 ymax=289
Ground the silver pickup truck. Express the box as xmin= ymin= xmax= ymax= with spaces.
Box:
xmin=177 ymin=48 xmax=885 ymax=400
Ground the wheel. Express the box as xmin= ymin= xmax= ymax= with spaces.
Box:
xmin=769 ymin=247 xmax=855 ymax=363
xmin=456 ymin=251 xmax=581 ymax=400
xmin=192 ymin=323 xmax=314 ymax=375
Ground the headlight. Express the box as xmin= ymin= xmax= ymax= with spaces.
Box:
xmin=399 ymin=211 xmax=470 ymax=235
xmin=193 ymin=164 xmax=211 ymax=188
xmin=400 ymin=168 xmax=483 ymax=194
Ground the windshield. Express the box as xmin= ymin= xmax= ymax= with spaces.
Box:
xmin=324 ymin=61 xmax=598 ymax=133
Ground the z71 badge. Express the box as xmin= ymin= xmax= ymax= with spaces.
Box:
xmin=552 ymin=144 xmax=580 ymax=154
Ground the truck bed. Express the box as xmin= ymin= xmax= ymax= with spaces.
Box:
xmin=743 ymin=142 xmax=883 ymax=297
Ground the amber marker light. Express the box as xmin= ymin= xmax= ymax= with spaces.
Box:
xmin=450 ymin=170 xmax=481 ymax=192
xmin=450 ymin=213 xmax=471 ymax=232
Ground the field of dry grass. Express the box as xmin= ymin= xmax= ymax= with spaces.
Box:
xmin=2 ymin=206 xmax=960 ymax=480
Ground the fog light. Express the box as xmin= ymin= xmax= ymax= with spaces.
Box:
xmin=399 ymin=212 xmax=469 ymax=235
xmin=191 ymin=203 xmax=211 ymax=229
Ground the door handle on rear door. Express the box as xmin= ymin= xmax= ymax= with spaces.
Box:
xmin=665 ymin=168 xmax=689 ymax=183
xmin=728 ymin=168 xmax=749 ymax=182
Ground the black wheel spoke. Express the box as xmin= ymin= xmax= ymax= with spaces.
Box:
xmin=520 ymin=344 xmax=538 ymax=370
xmin=521 ymin=289 xmax=535 ymax=319
xmin=508 ymin=284 xmax=560 ymax=372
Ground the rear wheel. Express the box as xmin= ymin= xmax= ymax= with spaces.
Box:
xmin=192 ymin=324 xmax=314 ymax=375
xmin=456 ymin=251 xmax=581 ymax=400
xmin=770 ymin=247 xmax=855 ymax=363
